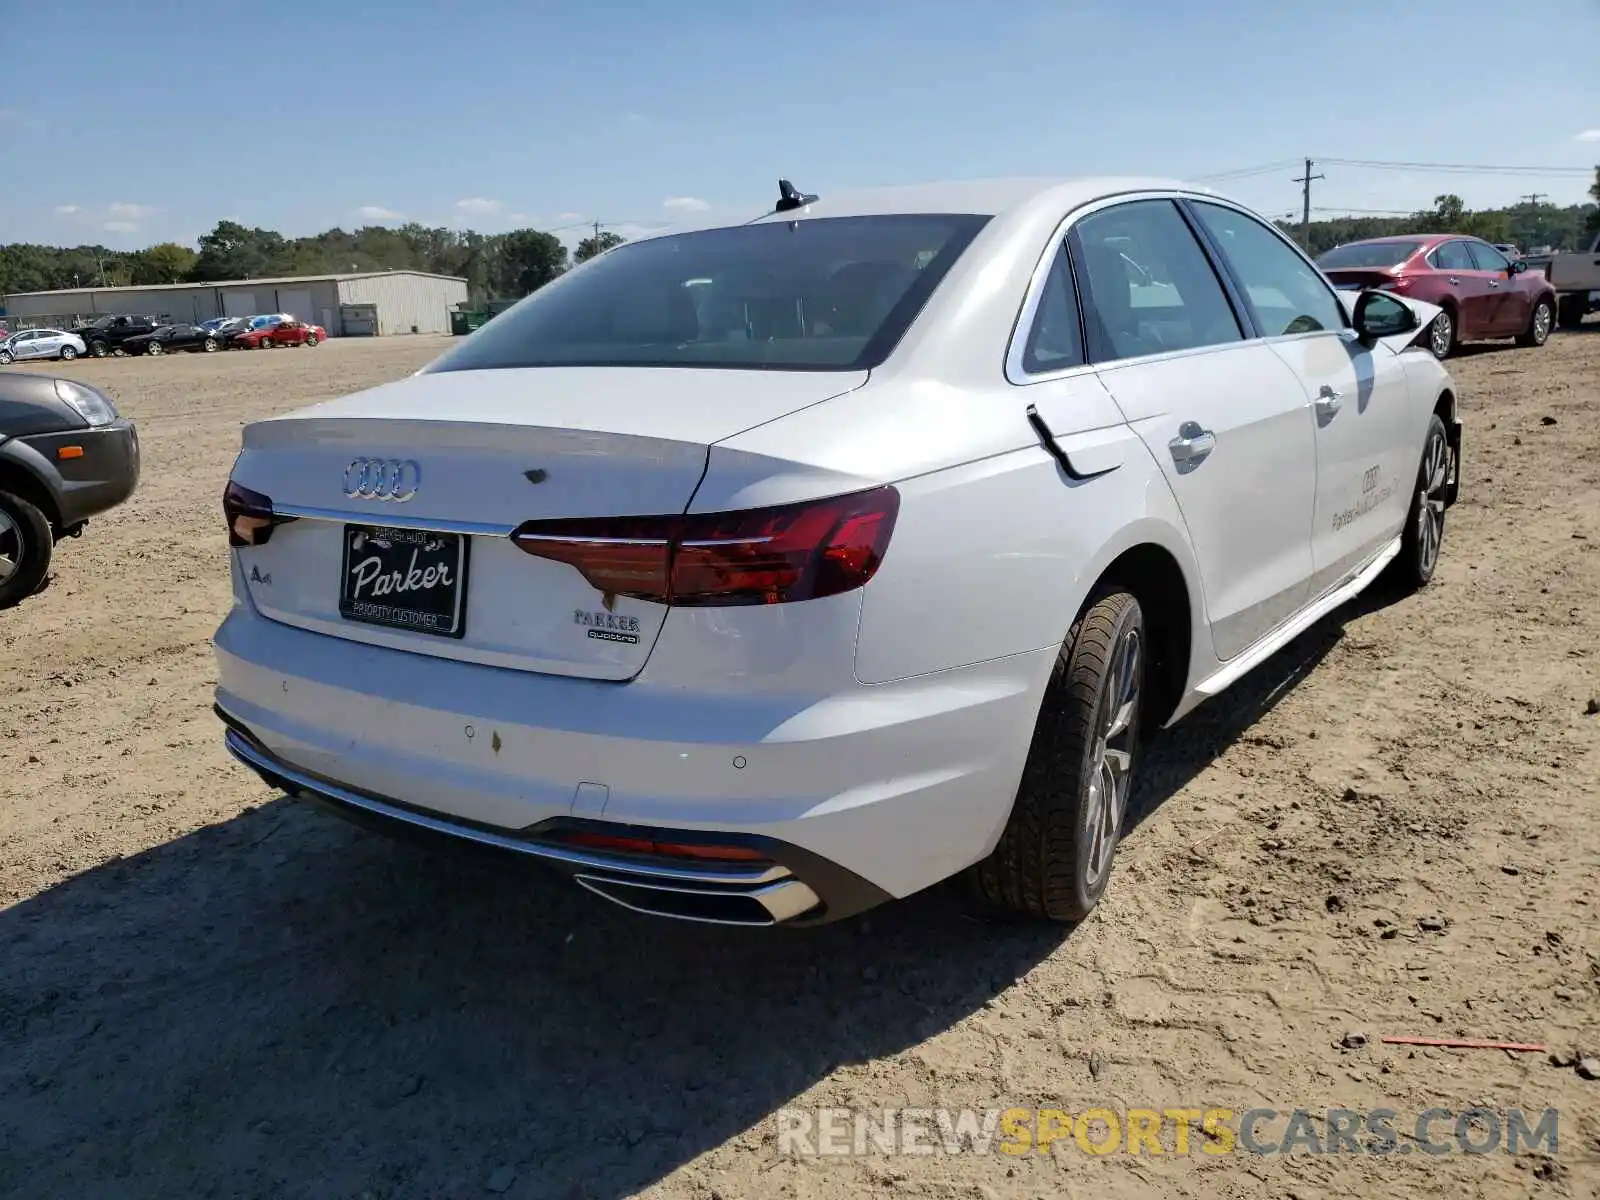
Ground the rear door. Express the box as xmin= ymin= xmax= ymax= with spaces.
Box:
xmin=1070 ymin=197 xmax=1318 ymax=661
xmin=1188 ymin=199 xmax=1416 ymax=596
xmin=1430 ymin=240 xmax=1493 ymax=336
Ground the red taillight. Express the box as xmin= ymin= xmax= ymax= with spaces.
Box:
xmin=223 ymin=479 xmax=295 ymax=547
xmin=550 ymin=831 xmax=772 ymax=863
xmin=509 ymin=485 xmax=899 ymax=607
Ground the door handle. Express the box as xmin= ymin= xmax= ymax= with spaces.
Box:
xmin=1315 ymin=384 xmax=1343 ymax=417
xmin=1447 ymin=276 xmax=1460 ymax=285
xmin=1168 ymin=421 xmax=1216 ymax=464
xmin=1488 ymin=280 xmax=1500 ymax=288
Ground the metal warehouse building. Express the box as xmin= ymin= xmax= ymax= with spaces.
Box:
xmin=2 ymin=270 xmax=469 ymax=337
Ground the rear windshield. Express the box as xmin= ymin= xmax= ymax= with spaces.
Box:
xmin=1316 ymin=241 xmax=1421 ymax=269
xmin=427 ymin=214 xmax=991 ymax=373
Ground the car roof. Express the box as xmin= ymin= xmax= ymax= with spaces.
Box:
xmin=1335 ymin=232 xmax=1486 ymax=249
xmin=681 ymin=175 xmax=1206 ymax=232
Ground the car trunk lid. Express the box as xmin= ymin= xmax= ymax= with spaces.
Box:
xmin=228 ymin=366 xmax=866 ymax=680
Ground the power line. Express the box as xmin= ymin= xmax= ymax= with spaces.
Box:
xmin=1194 ymin=160 xmax=1299 ymax=182
xmin=1520 ymin=192 xmax=1547 ymax=207
xmin=1319 ymin=157 xmax=1591 ymax=176
xmin=1311 ymin=205 xmax=1417 ymax=215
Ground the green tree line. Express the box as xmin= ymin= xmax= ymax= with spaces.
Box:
xmin=1281 ymin=175 xmax=1598 ymax=257
xmin=0 ymin=221 xmax=629 ymax=304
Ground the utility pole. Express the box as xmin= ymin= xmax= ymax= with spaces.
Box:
xmin=1520 ymin=193 xmax=1546 ymax=207
xmin=1293 ymin=158 xmax=1324 ymax=251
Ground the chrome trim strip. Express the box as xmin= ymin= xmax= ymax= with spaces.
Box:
xmin=513 ymin=534 xmax=669 ymax=546
xmin=222 ymin=728 xmax=791 ymax=886
xmin=572 ymin=874 xmax=822 ymax=926
xmin=270 ymin=504 xmax=517 ymax=538
xmin=1003 ymin=188 xmax=1353 ymax=387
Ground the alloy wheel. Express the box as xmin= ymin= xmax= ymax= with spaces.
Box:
xmin=1429 ymin=313 xmax=1453 ymax=359
xmin=1533 ymin=303 xmax=1552 ymax=345
xmin=1082 ymin=626 xmax=1141 ymax=889
xmin=1417 ymin=426 xmax=1449 ymax=577
xmin=0 ymin=508 xmax=19 ymax=587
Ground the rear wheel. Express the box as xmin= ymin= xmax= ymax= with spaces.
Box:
xmin=970 ymin=589 xmax=1144 ymax=922
xmin=88 ymin=340 xmax=109 ymax=358
xmin=1516 ymin=298 xmax=1553 ymax=347
xmin=1391 ymin=414 xmax=1451 ymax=591
xmin=59 ymin=345 xmax=78 ymax=361
xmin=202 ymin=337 xmax=218 ymax=353
xmin=305 ymin=332 xmax=319 ymax=346
xmin=0 ymin=490 xmax=52 ymax=609
xmin=0 ymin=350 xmax=12 ymax=366
xmin=1427 ymin=308 xmax=1458 ymax=359
xmin=146 ymin=340 xmax=163 ymax=356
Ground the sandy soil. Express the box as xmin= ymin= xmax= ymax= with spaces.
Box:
xmin=2 ymin=331 xmax=1598 ymax=1200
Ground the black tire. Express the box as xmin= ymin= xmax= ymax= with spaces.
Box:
xmin=305 ymin=333 xmax=319 ymax=346
xmin=59 ymin=345 xmax=78 ymax=361
xmin=88 ymin=340 xmax=109 ymax=359
xmin=202 ymin=337 xmax=218 ymax=353
xmin=1557 ymin=294 xmax=1587 ymax=331
xmin=0 ymin=350 xmax=12 ymax=366
xmin=1391 ymin=413 xmax=1451 ymax=591
xmin=258 ymin=337 xmax=273 ymax=349
xmin=1516 ymin=298 xmax=1554 ymax=348
xmin=970 ymin=589 xmax=1145 ymax=922
xmin=1427 ymin=307 xmax=1459 ymax=360
xmin=0 ymin=490 xmax=53 ymax=609
xmin=146 ymin=340 xmax=163 ymax=356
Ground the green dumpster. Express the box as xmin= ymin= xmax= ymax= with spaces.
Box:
xmin=450 ymin=309 xmax=489 ymax=336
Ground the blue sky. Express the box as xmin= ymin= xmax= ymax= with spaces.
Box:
xmin=2 ymin=0 xmax=1596 ymax=254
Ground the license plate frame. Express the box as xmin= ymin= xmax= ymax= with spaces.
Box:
xmin=338 ymin=523 xmax=469 ymax=639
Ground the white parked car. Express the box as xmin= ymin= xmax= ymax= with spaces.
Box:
xmin=214 ymin=177 xmax=1461 ymax=927
xmin=0 ymin=328 xmax=87 ymax=366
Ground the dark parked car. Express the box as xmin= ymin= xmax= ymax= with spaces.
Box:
xmin=1316 ymin=234 xmax=1558 ymax=359
xmin=69 ymin=314 xmax=168 ymax=358
xmin=122 ymin=323 xmax=225 ymax=356
xmin=0 ymin=373 xmax=139 ymax=606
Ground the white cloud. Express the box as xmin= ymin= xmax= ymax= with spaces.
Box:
xmin=103 ymin=221 xmax=140 ymax=233
xmin=1575 ymin=129 xmax=1600 ymax=142
xmin=54 ymin=204 xmax=81 ymax=215
xmin=662 ymin=196 xmax=710 ymax=213
xmin=454 ymin=197 xmax=502 ymax=215
xmin=108 ymin=202 xmax=155 ymax=219
xmin=357 ymin=204 xmax=402 ymax=221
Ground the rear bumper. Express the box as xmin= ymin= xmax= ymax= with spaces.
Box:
xmin=213 ymin=600 xmax=1054 ymax=918
xmin=221 ymin=715 xmax=885 ymax=925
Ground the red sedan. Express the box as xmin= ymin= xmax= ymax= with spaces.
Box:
xmin=234 ymin=319 xmax=326 ymax=350
xmin=1316 ymin=234 xmax=1557 ymax=359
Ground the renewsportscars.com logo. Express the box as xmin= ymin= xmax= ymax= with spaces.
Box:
xmin=776 ymin=1105 xmax=1562 ymax=1158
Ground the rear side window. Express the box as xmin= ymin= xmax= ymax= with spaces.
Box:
xmin=1429 ymin=241 xmax=1476 ymax=271
xmin=1020 ymin=246 xmax=1085 ymax=373
xmin=1069 ymin=200 xmax=1242 ymax=364
xmin=1190 ymin=201 xmax=1346 ymax=337
xmin=428 ymin=214 xmax=991 ymax=374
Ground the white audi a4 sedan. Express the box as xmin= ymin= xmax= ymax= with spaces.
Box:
xmin=214 ymin=177 xmax=1461 ymax=927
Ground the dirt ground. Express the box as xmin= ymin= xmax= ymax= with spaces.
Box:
xmin=2 ymin=330 xmax=1598 ymax=1200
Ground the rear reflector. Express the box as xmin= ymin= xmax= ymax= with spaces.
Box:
xmin=549 ymin=830 xmax=772 ymax=863
xmin=223 ymin=479 xmax=297 ymax=548
xmin=510 ymin=485 xmax=899 ymax=606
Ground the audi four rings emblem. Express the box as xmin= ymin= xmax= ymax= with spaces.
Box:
xmin=343 ymin=457 xmax=420 ymax=501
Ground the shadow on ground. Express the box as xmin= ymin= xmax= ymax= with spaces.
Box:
xmin=0 ymin=589 xmax=1396 ymax=1200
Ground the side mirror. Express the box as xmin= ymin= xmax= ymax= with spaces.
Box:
xmin=1509 ymin=258 xmax=1526 ymax=275
xmin=1353 ymin=289 xmax=1419 ymax=341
